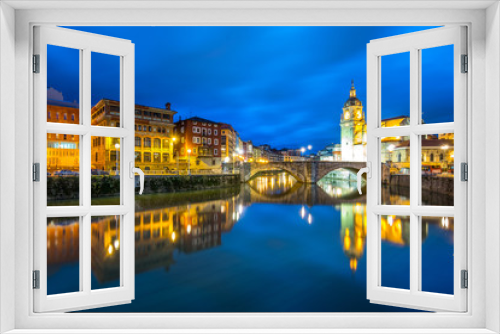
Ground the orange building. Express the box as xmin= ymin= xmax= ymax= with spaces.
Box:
xmin=47 ymin=100 xmax=80 ymax=174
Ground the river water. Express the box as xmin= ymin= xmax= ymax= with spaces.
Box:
xmin=47 ymin=172 xmax=454 ymax=312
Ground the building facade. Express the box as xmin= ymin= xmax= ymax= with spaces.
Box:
xmin=47 ymin=101 xmax=80 ymax=174
xmin=174 ymin=117 xmax=222 ymax=171
xmin=90 ymin=99 xmax=177 ymax=174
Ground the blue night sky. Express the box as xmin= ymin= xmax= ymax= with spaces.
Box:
xmin=50 ymin=26 xmax=454 ymax=152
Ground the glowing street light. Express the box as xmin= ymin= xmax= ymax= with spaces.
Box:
xmin=114 ymin=143 xmax=120 ymax=176
xmin=307 ymin=145 xmax=312 ymax=150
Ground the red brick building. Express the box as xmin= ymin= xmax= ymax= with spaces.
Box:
xmin=174 ymin=117 xmax=222 ymax=170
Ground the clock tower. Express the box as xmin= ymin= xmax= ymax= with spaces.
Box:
xmin=340 ymin=81 xmax=366 ymax=161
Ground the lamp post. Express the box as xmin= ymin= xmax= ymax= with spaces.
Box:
xmin=441 ymin=144 xmax=449 ymax=173
xmin=114 ymin=143 xmax=120 ymax=176
xmin=171 ymin=137 xmax=178 ymax=174
xmin=187 ymin=148 xmax=192 ymax=176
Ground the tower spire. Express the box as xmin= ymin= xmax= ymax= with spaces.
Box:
xmin=350 ymin=80 xmax=356 ymax=98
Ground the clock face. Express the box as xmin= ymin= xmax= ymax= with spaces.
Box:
xmin=344 ymin=112 xmax=350 ymax=120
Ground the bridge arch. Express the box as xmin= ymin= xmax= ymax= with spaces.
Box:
xmin=315 ymin=166 xmax=365 ymax=183
xmin=241 ymin=161 xmax=367 ymax=183
xmin=244 ymin=165 xmax=306 ymax=183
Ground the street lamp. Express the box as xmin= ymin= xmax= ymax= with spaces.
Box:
xmin=187 ymin=148 xmax=192 ymax=176
xmin=307 ymin=145 xmax=312 ymax=150
xmin=114 ymin=143 xmax=120 ymax=176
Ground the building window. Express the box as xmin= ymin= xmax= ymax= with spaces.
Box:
xmin=144 ymin=152 xmax=151 ymax=162
xmin=56 ymin=112 xmax=59 ymax=120
xmin=135 ymin=137 xmax=141 ymax=147
xmin=181 ymin=137 xmax=185 ymax=144
xmin=163 ymin=114 xmax=170 ymax=121
xmin=192 ymin=137 xmax=197 ymax=144
xmin=138 ymin=125 xmax=142 ymax=131
xmin=212 ymin=159 xmax=216 ymax=165
xmin=214 ymin=139 xmax=219 ymax=145
xmin=193 ymin=149 xmax=197 ymax=154
xmin=440 ymin=153 xmax=444 ymax=161
xmin=162 ymin=139 xmax=169 ymax=148
xmin=162 ymin=153 xmax=169 ymax=162
xmin=71 ymin=114 xmax=75 ymax=122
xmin=208 ymin=138 xmax=212 ymax=145
xmin=135 ymin=151 xmax=141 ymax=162
xmin=214 ymin=149 xmax=218 ymax=155
xmin=202 ymin=128 xmax=207 ymax=136
xmin=110 ymin=151 xmax=119 ymax=162
xmin=64 ymin=113 xmax=67 ymax=120
xmin=148 ymin=126 xmax=152 ymax=132
xmin=430 ymin=153 xmax=434 ymax=162
xmin=144 ymin=138 xmax=151 ymax=148
xmin=181 ymin=148 xmax=185 ymax=156
xmin=47 ymin=111 xmax=51 ymax=119
xmin=208 ymin=129 xmax=212 ymax=135
xmin=214 ymin=130 xmax=218 ymax=136
xmin=135 ymin=109 xmax=142 ymax=116
xmin=181 ymin=126 xmax=185 ymax=133
xmin=153 ymin=152 xmax=160 ymax=163
xmin=203 ymin=137 xmax=207 ymax=144
xmin=154 ymin=139 xmax=161 ymax=149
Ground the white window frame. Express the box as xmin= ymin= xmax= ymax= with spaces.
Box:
xmin=366 ymin=26 xmax=467 ymax=312
xmin=0 ymin=2 xmax=497 ymax=334
xmin=32 ymin=25 xmax=136 ymax=313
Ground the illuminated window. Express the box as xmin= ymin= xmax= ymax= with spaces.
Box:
xmin=144 ymin=138 xmax=151 ymax=148
xmin=135 ymin=137 xmax=141 ymax=147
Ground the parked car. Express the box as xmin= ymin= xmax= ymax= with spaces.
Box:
xmin=54 ymin=169 xmax=79 ymax=176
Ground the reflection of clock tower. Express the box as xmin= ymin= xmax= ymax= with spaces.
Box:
xmin=340 ymin=81 xmax=366 ymax=161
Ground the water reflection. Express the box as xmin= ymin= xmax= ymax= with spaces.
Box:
xmin=48 ymin=171 xmax=453 ymax=311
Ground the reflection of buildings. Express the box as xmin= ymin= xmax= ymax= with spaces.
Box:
xmin=91 ymin=216 xmax=121 ymax=284
xmin=340 ymin=202 xmax=367 ymax=273
xmin=47 ymin=218 xmax=79 ymax=265
xmin=46 ymin=196 xmax=243 ymax=284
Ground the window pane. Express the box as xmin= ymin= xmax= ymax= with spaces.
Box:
xmin=47 ymin=217 xmax=80 ymax=295
xmin=91 ymin=52 xmax=120 ymax=127
xmin=47 ymin=133 xmax=80 ymax=206
xmin=91 ymin=137 xmax=121 ymax=205
xmin=91 ymin=215 xmax=121 ymax=290
xmin=421 ymin=45 xmax=454 ymax=124
xmin=421 ymin=133 xmax=454 ymax=206
xmin=381 ymin=215 xmax=410 ymax=290
xmin=47 ymin=45 xmax=80 ymax=124
xmin=381 ymin=52 xmax=410 ymax=127
xmin=421 ymin=216 xmax=454 ymax=295
xmin=381 ymin=137 xmax=410 ymax=205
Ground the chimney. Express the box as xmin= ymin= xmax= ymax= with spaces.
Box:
xmin=166 ymin=102 xmax=171 ymax=110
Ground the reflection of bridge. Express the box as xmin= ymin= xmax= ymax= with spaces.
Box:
xmin=240 ymin=161 xmax=367 ymax=183
xmin=243 ymin=183 xmax=366 ymax=206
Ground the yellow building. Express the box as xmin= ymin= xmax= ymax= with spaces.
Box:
xmin=91 ymin=99 xmax=177 ymax=174
xmin=340 ymin=81 xmax=367 ymax=161
xmin=221 ymin=124 xmax=237 ymax=164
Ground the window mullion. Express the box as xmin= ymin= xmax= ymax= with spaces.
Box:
xmin=409 ymin=47 xmax=420 ymax=294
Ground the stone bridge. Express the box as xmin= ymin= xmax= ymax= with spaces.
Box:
xmin=240 ymin=161 xmax=367 ymax=183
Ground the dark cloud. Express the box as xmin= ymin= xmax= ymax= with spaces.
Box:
xmin=52 ymin=26 xmax=450 ymax=152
